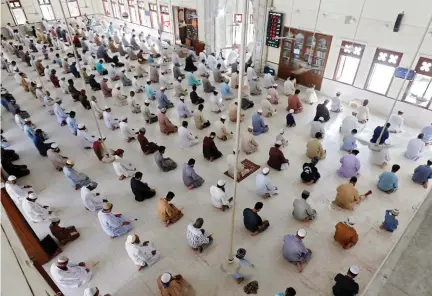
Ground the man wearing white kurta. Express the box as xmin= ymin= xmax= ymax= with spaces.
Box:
xmin=197 ymin=60 xmax=209 ymax=77
xmin=22 ymin=193 xmax=53 ymax=223
xmin=77 ymin=124 xmax=96 ymax=149
xmin=405 ymin=134 xmax=426 ymax=161
xmin=54 ymin=100 xmax=68 ymax=125
xmin=241 ymin=127 xmax=259 ymax=154
xmin=178 ymin=121 xmax=199 ymax=148
xmin=304 ymin=85 xmax=318 ymax=104
xmin=5 ymin=175 xmax=33 ymax=205
xmin=207 ymin=54 xmax=217 ymax=71
xmin=256 ymin=167 xmax=278 ymax=198
xmin=210 ymin=91 xmax=225 ymax=113
xmin=210 ymin=180 xmax=232 ymax=210
xmin=125 ymin=234 xmax=160 ymax=270
xmin=340 ymin=112 xmax=359 ymax=135
xmin=284 ymin=77 xmax=296 ymax=95
xmin=388 ymin=111 xmax=404 ymax=133
xmin=103 ymin=107 xmax=119 ymax=130
xmin=98 ymin=202 xmax=132 ymax=238
xmin=81 ymin=185 xmax=105 ymax=212
xmin=159 ymin=72 xmax=173 ymax=90
xmin=176 ymin=97 xmax=193 ymax=118
xmin=214 ymin=116 xmax=232 ymax=140
xmin=310 ymin=117 xmax=325 ymax=137
xmin=50 ymin=256 xmax=92 ymax=288
xmin=112 ymin=150 xmax=136 ymax=179
xmin=119 ymin=117 xmax=136 ymax=142
xmin=247 ymin=65 xmax=258 ymax=81
xmin=263 ymin=73 xmax=275 ymax=89
xmin=330 ymin=92 xmax=342 ymax=112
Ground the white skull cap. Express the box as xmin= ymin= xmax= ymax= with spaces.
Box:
xmin=51 ymin=143 xmax=59 ymax=149
xmin=217 ymin=180 xmax=226 ymax=186
xmin=349 ymin=265 xmax=360 ymax=275
xmin=297 ymin=228 xmax=307 ymax=237
xmin=8 ymin=175 xmax=17 ymax=181
xmin=161 ymin=273 xmax=172 ymax=284
xmin=262 ymin=167 xmax=270 ymax=174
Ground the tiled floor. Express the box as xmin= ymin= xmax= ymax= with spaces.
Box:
xmin=2 ymin=32 xmax=432 ymax=296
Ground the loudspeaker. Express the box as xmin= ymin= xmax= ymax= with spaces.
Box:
xmin=393 ymin=12 xmax=404 ymax=32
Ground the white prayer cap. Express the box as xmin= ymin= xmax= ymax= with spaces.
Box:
xmin=180 ymin=96 xmax=185 ymax=100
xmin=57 ymin=255 xmax=69 ymax=264
xmin=36 ymin=83 xmax=42 ymax=87
xmin=391 ymin=209 xmax=399 ymax=216
xmin=349 ymin=265 xmax=360 ymax=275
xmin=114 ymin=155 xmax=121 ymax=160
xmin=289 ymin=109 xmax=294 ymax=114
xmin=345 ymin=216 xmax=356 ymax=226
xmin=28 ymin=193 xmax=38 ymax=200
xmin=24 ymin=118 xmax=30 ymax=122
xmin=120 ymin=116 xmax=127 ymax=121
xmin=160 ymin=86 xmax=166 ymax=90
xmin=273 ymin=83 xmax=278 ymax=87
xmin=248 ymin=125 xmax=253 ymax=130
xmin=8 ymin=175 xmax=17 ymax=181
xmin=77 ymin=124 xmax=85 ymax=129
xmin=257 ymin=109 xmax=263 ymax=113
xmin=51 ymin=143 xmax=59 ymax=149
xmin=177 ymin=76 xmax=182 ymax=81
xmin=66 ymin=159 xmax=74 ymax=165
xmin=279 ymin=129 xmax=284 ymax=134
xmin=221 ymin=115 xmax=227 ymax=120
xmin=51 ymin=217 xmax=60 ymax=223
xmin=318 ymin=117 xmax=324 ymax=121
xmin=160 ymin=108 xmax=167 ymax=112
xmin=144 ymin=99 xmax=150 ymax=104
xmin=104 ymin=105 xmax=110 ymax=110
xmin=84 ymin=287 xmax=98 ymax=296
xmin=217 ymin=180 xmax=226 ymax=186
xmin=275 ymin=140 xmax=282 ymax=146
xmin=384 ymin=139 xmax=391 ymax=145
xmin=297 ymin=228 xmax=307 ymax=238
xmin=262 ymin=167 xmax=270 ymax=174
xmin=267 ymin=95 xmax=271 ymax=99
xmin=161 ymin=272 xmax=172 ymax=284
xmin=126 ymin=234 xmax=137 ymax=244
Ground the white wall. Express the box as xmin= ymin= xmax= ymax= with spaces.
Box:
xmin=267 ymin=0 xmax=432 ymax=129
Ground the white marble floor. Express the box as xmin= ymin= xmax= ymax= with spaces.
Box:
xmin=2 ymin=39 xmax=432 ymax=296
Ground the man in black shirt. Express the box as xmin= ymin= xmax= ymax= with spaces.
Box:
xmin=333 ymin=265 xmax=360 ymax=296
xmin=190 ymin=85 xmax=205 ymax=105
xmin=130 ymin=171 xmax=156 ymax=202
xmin=243 ymin=202 xmax=270 ymax=236
xmin=301 ymin=157 xmax=320 ymax=185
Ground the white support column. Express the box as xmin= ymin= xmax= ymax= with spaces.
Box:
xmin=252 ymin=0 xmax=270 ymax=73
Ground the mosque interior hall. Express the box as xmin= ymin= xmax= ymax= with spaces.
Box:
xmin=1 ymin=0 xmax=432 ymax=295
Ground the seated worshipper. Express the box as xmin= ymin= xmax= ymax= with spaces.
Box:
xmin=276 ymin=129 xmax=289 ymax=148
xmin=292 ymin=190 xmax=317 ymax=222
xmin=337 ymin=150 xmax=361 ymax=178
xmin=227 ymin=150 xmax=250 ymax=179
xmin=80 ymin=185 xmax=106 ymax=212
xmin=203 ymin=132 xmax=223 ymax=161
xmin=210 ymin=91 xmax=225 ymax=113
xmin=242 ymin=126 xmax=259 ymax=154
xmin=210 ymin=180 xmax=233 ymax=211
xmin=70 ymin=62 xmax=80 ymax=78
xmin=142 ymin=100 xmax=158 ymax=124
xmin=301 ymin=157 xmax=321 ymax=185
xmin=184 ymin=53 xmax=198 ymax=72
xmin=241 ymin=93 xmax=255 ymax=110
xmin=220 ymin=82 xmax=233 ymax=100
xmin=137 ymin=50 xmax=147 ymax=64
xmin=229 ymin=102 xmax=245 ymax=122
xmin=108 ymin=64 xmax=120 ymax=81
xmin=174 ymin=77 xmax=189 ymax=98
xmin=230 ymin=70 xmax=239 ymax=89
xmin=370 ymin=123 xmax=391 ymax=145
xmin=113 ymin=85 xmax=128 ymax=107
xmin=187 ymin=218 xmax=213 ymax=252
xmin=131 ymin=172 xmax=156 ymax=201
xmin=158 ymin=108 xmax=178 ymax=135
xmin=263 ymin=72 xmax=276 ymax=89
xmin=286 ymin=109 xmax=297 ymax=127
xmin=68 ymin=79 xmax=81 ymax=102
xmin=137 ymin=128 xmax=158 ymax=154
xmin=122 ymin=33 xmax=131 ymax=47
xmin=177 ymin=96 xmax=193 ymax=118
xmin=186 ymin=71 xmax=201 ymax=87
xmin=341 ymin=129 xmax=358 ymax=151
xmin=63 ymin=159 xmax=97 ymax=190
xmin=112 ymin=149 xmax=137 ymax=180
xmin=157 ymin=273 xmax=192 ymax=296
xmin=154 ymin=146 xmax=177 ymax=172
xmin=128 ymin=91 xmax=141 ymax=114
xmin=160 ymin=71 xmax=173 ymax=90
xmin=412 ymin=159 xmax=432 ymax=188
xmin=173 ymin=63 xmax=185 ymax=80
xmin=22 ymin=193 xmax=53 ymax=223
xmin=287 ymin=90 xmax=303 ymax=113
xmin=330 ymin=92 xmax=342 ymax=112
xmin=182 ymin=158 xmax=205 ymax=189
xmin=149 ymin=65 xmax=159 ymax=83
xmin=125 ymin=234 xmax=160 ymax=271
xmin=334 ymin=216 xmax=358 ymax=249
xmin=197 ymin=59 xmax=209 ymax=77
xmin=313 ymin=100 xmax=330 ymax=122
xmin=332 ymin=265 xmax=360 ymax=296
xmin=62 ymin=58 xmax=70 ymax=74
xmin=249 ymin=78 xmax=262 ymax=96
xmin=5 ymin=175 xmax=33 ymax=205
xmin=178 ymin=121 xmax=199 ymax=148
xmin=340 ymin=112 xmax=359 ymax=135
xmin=66 ymin=111 xmax=78 ymax=135
xmin=214 ymin=115 xmax=233 ymax=140
xmin=304 ymin=84 xmax=318 ymax=105
xmin=108 ymin=37 xmax=119 ymax=52
xmin=130 ymin=34 xmax=141 ymax=50
xmin=158 ymin=191 xmax=183 ymax=226
xmin=145 ymin=81 xmax=156 ymax=100
xmin=267 ymin=84 xmax=280 ymax=104
xmin=50 ymin=256 xmax=92 ymax=288
xmin=261 ymin=97 xmax=276 ymax=117
xmin=333 ymin=176 xmax=371 ymax=210
xmin=243 ymin=202 xmax=270 ymax=236
xmin=370 ymin=139 xmax=391 ymax=168
xmin=388 ymin=111 xmax=404 ymax=133
xmin=96 ymin=60 xmax=108 ymax=75
xmin=310 ymin=117 xmax=325 ymax=138
xmin=306 ymin=132 xmax=326 ymax=160
xmin=284 ymin=77 xmax=296 ymax=95
xmin=356 ymin=99 xmax=370 ymax=124
xmin=421 ymin=123 xmax=432 ymax=145
xmin=380 ymin=209 xmax=399 ymax=232
xmin=247 ymin=64 xmax=258 ymax=81
xmin=100 ymin=78 xmax=112 ymax=97
xmin=103 ymin=106 xmax=120 ymax=130
xmin=35 ymin=59 xmax=44 ymax=75
xmin=47 ymin=143 xmax=68 ymax=171
xmin=118 ymin=42 xmax=127 ymax=56
xmin=282 ymin=229 xmax=312 ymax=272
xmin=98 ymin=202 xmax=132 ymax=238
xmin=54 ymin=100 xmax=68 ymax=126
xmin=157 ymin=87 xmax=174 ymax=110
xmin=50 ymin=217 xmax=80 ymax=245
xmin=194 ymin=104 xmax=210 ymax=129
xmin=127 ymin=47 xmax=138 ymax=60
xmin=213 ymin=64 xmax=228 ymax=83
xmin=377 ymin=164 xmax=400 ymax=194
xmin=78 ymin=90 xmax=91 ymax=110
xmin=252 ymin=110 xmax=269 ymax=136
xmin=89 ymin=75 xmax=101 ymax=91
xmin=256 ymin=167 xmax=278 ymax=198
xmin=119 ymin=117 xmax=137 ymax=142
xmin=268 ymin=141 xmax=289 ymax=171
xmin=405 ymin=133 xmax=425 ymax=161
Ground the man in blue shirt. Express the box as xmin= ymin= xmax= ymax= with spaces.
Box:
xmin=370 ymin=122 xmax=391 ymax=145
xmin=156 ymin=87 xmax=173 ymax=110
xmin=380 ymin=209 xmax=399 ymax=232
xmin=378 ymin=164 xmax=400 ymax=194
xmin=95 ymin=60 xmax=108 ymax=75
xmin=341 ymin=129 xmax=358 ymax=151
xmin=252 ymin=110 xmax=269 ymax=136
xmin=220 ymin=82 xmax=233 ymax=100
xmin=412 ymin=159 xmax=432 ymax=189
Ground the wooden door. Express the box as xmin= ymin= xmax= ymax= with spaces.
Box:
xmin=278 ymin=28 xmax=332 ymax=90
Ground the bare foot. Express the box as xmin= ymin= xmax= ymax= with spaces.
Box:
xmin=296 ymin=263 xmax=303 ymax=272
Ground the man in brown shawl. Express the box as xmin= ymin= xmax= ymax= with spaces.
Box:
xmin=137 ymin=128 xmax=159 ymax=154
xmin=49 ymin=217 xmax=80 ymax=245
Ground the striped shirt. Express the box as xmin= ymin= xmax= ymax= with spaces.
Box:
xmin=186 ymin=224 xmax=209 ymax=248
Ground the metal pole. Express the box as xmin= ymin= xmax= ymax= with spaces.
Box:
xmin=228 ymin=0 xmax=249 ymax=261
xmin=57 ymin=0 xmax=108 ymax=148
xmin=375 ymin=14 xmax=432 ymax=146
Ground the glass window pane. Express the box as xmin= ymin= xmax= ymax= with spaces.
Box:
xmin=366 ymin=64 xmax=395 ymax=94
xmin=112 ymin=3 xmax=119 ymax=18
xmin=40 ymin=5 xmax=55 ymax=20
xmin=151 ymin=11 xmax=158 ymax=29
xmin=67 ymin=1 xmax=80 ymax=17
xmin=335 ymin=55 xmax=360 ymax=85
xmin=12 ymin=8 xmax=27 ymax=24
xmin=130 ymin=6 xmax=137 ymax=23
xmin=404 ymin=74 xmax=432 ymax=107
